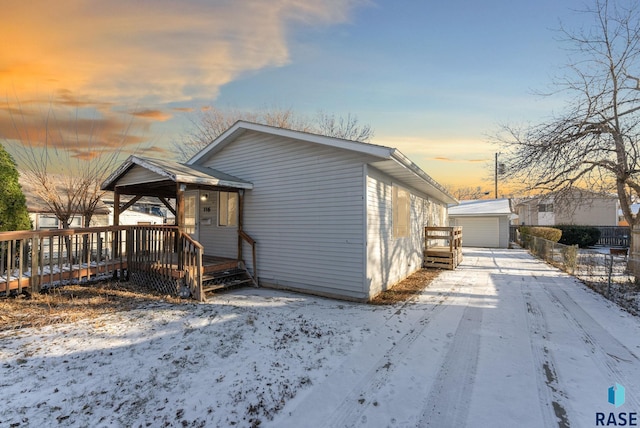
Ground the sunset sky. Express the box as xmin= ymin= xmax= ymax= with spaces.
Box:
xmin=1 ymin=0 xmax=591 ymax=191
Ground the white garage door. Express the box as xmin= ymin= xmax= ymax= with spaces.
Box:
xmin=455 ymin=217 xmax=500 ymax=248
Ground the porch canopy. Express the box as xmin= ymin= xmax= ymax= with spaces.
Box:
xmin=101 ymin=155 xmax=253 ymax=228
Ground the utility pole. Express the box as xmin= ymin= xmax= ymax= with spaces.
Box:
xmin=494 ymin=153 xmax=505 ymax=199
xmin=494 ymin=153 xmax=498 ymax=199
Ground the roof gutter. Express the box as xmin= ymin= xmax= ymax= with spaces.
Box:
xmin=390 ymin=149 xmax=458 ymax=205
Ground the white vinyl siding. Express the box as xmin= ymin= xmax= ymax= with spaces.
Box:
xmin=198 ymin=131 xmax=370 ymax=300
xmin=366 ymin=167 xmax=445 ymax=298
xmin=115 ymin=165 xmax=166 ymax=186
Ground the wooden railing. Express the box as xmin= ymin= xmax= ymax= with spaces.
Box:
xmin=424 ymin=226 xmax=463 ymax=252
xmin=0 ymin=225 xmax=207 ymax=300
xmin=180 ymin=233 xmax=204 ymax=301
xmin=0 ymin=226 xmax=130 ymax=295
xmin=423 ymin=226 xmax=463 ymax=269
xmin=238 ymin=230 xmax=258 ymax=286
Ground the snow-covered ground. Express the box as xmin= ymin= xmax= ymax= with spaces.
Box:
xmin=1 ymin=248 xmax=639 ymax=427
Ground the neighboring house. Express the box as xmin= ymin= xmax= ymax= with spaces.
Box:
xmin=515 ymin=189 xmax=619 ymax=226
xmin=19 ymin=175 xmax=110 ymax=229
xmin=102 ymin=194 xmax=174 ymax=225
xmin=103 ymin=121 xmax=457 ymax=301
xmin=618 ymin=203 xmax=640 ymax=226
xmin=448 ymin=199 xmax=513 ymax=248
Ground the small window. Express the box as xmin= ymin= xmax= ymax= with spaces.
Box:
xmin=393 ymin=185 xmax=410 ymax=238
xmin=538 ymin=203 xmax=554 ymax=213
xmin=218 ymin=191 xmax=238 ymax=227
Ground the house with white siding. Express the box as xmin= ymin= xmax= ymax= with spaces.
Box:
xmin=103 ymin=121 xmax=457 ymax=301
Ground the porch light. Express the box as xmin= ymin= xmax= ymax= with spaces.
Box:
xmin=200 ymin=193 xmax=209 ymax=202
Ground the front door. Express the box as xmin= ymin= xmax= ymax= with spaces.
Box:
xmin=184 ymin=191 xmax=199 ymax=240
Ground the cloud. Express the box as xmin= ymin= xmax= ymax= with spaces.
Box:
xmin=2 ymin=0 xmax=364 ymax=103
xmin=432 ymin=156 xmax=489 ymax=163
xmin=0 ymin=102 xmax=149 ymax=164
xmin=132 ymin=109 xmax=173 ymax=122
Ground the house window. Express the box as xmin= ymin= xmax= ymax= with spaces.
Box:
xmin=393 ymin=185 xmax=410 ymax=238
xmin=538 ymin=203 xmax=554 ymax=213
xmin=37 ymin=215 xmax=82 ymax=229
xmin=218 ymin=191 xmax=238 ymax=227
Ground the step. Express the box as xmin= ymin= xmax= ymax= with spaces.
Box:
xmin=202 ymin=278 xmax=254 ymax=293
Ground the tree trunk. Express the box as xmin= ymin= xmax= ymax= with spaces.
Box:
xmin=629 ymin=226 xmax=640 ymax=277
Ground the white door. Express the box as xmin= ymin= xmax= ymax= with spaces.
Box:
xmin=455 ymin=217 xmax=499 ymax=248
xmin=184 ymin=191 xmax=199 ymax=240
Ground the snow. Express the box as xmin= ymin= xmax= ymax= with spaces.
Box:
xmin=448 ymin=199 xmax=512 ymax=215
xmin=2 ymin=248 xmax=640 ymax=427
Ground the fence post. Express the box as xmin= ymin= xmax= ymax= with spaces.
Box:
xmin=29 ymin=234 xmax=40 ymax=294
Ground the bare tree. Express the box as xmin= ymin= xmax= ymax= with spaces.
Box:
xmin=5 ymin=103 xmax=135 ymax=228
xmin=444 ymin=185 xmax=492 ymax=200
xmin=314 ymin=111 xmax=374 ymax=142
xmin=173 ymin=106 xmax=373 ymax=161
xmin=495 ymin=0 xmax=640 ymax=257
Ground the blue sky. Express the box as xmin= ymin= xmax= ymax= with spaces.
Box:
xmin=1 ymin=0 xmax=591 ymax=190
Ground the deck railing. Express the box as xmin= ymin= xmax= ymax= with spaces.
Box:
xmin=0 ymin=226 xmax=129 ymax=295
xmin=0 ymin=225 xmax=206 ymax=300
xmin=423 ymin=226 xmax=463 ymax=269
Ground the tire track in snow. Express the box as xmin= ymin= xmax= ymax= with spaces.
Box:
xmin=540 ymin=277 xmax=640 ymax=409
xmin=521 ymin=284 xmax=572 ymax=428
xmin=324 ymin=281 xmax=468 ymax=427
xmin=415 ymin=304 xmax=483 ymax=427
xmin=318 ymin=258 xmax=481 ymax=428
xmin=414 ymin=255 xmax=493 ymax=427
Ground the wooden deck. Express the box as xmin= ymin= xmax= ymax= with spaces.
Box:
xmin=0 ymin=225 xmax=258 ymax=301
xmin=423 ymin=227 xmax=463 ymax=270
xmin=0 ymin=260 xmax=128 ymax=294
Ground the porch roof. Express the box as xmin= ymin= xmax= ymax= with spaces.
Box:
xmin=101 ymin=155 xmax=253 ymax=197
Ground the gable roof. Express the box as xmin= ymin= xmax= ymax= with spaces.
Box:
xmin=448 ymin=198 xmax=512 ymax=216
xmin=101 ymin=155 xmax=253 ymax=196
xmin=188 ymin=121 xmax=457 ymax=205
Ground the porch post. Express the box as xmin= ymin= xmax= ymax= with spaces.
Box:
xmin=112 ymin=190 xmax=121 ymax=280
xmin=237 ymin=189 xmax=244 ymax=262
xmin=176 ymin=183 xmax=185 ymax=269
xmin=113 ymin=189 xmax=120 ymax=226
xmin=176 ymin=183 xmax=185 ymax=229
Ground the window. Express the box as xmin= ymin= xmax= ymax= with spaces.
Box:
xmin=538 ymin=203 xmax=554 ymax=213
xmin=218 ymin=191 xmax=238 ymax=227
xmin=393 ymin=185 xmax=410 ymax=238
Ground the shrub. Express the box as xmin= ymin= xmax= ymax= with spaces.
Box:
xmin=520 ymin=226 xmax=562 ymax=243
xmin=556 ymin=225 xmax=601 ymax=248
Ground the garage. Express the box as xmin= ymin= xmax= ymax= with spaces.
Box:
xmin=448 ymin=199 xmax=513 ymax=248
xmin=453 ymin=217 xmax=499 ymax=247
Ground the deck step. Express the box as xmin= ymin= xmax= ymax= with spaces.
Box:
xmin=201 ymin=266 xmax=255 ymax=295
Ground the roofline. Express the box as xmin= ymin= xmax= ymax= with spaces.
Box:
xmin=187 ymin=120 xmax=457 ymax=204
xmin=187 ymin=120 xmax=395 ymax=165
xmin=102 ymin=155 xmax=253 ymax=191
xmin=389 ymin=150 xmax=458 ymax=205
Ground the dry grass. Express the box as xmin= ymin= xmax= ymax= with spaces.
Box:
xmin=1 ymin=269 xmax=443 ymax=331
xmin=369 ymin=268 xmax=443 ymax=305
xmin=0 ymin=281 xmax=189 ymax=332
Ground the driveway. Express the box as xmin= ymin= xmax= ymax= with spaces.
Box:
xmin=276 ymin=248 xmax=640 ymax=428
xmin=2 ymin=248 xmax=639 ymax=427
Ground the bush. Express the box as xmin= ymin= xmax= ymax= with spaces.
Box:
xmin=555 ymin=225 xmax=601 ymax=248
xmin=520 ymin=226 xmax=562 ymax=243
